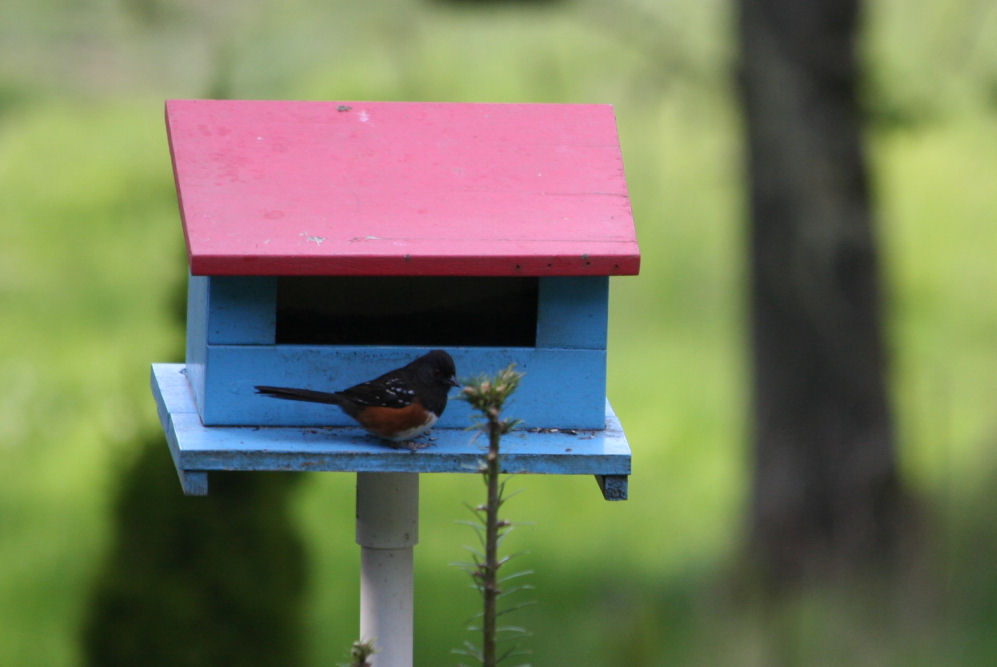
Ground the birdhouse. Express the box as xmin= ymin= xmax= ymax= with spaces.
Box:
xmin=152 ymin=99 xmax=639 ymax=499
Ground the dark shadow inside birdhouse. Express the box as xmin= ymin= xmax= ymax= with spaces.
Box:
xmin=276 ymin=276 xmax=538 ymax=347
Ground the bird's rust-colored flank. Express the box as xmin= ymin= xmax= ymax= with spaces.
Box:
xmin=353 ymin=399 xmax=436 ymax=441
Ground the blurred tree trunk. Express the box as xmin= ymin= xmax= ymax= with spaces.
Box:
xmin=737 ymin=0 xmax=905 ymax=584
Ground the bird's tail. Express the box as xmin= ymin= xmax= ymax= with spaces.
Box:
xmin=255 ymin=385 xmax=344 ymax=405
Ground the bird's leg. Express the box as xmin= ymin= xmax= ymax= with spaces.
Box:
xmin=391 ymin=439 xmax=433 ymax=453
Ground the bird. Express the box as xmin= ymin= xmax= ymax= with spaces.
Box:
xmin=255 ymin=350 xmax=459 ymax=445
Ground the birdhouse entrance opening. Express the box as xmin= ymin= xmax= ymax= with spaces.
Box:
xmin=275 ymin=276 xmax=539 ymax=347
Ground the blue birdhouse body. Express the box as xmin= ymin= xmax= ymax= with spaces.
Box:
xmin=152 ymin=99 xmax=639 ymax=498
xmin=186 ymin=274 xmax=610 ymax=429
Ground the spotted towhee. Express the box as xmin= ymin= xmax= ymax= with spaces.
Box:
xmin=255 ymin=350 xmax=459 ymax=443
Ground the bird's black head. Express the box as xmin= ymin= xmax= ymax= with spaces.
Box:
xmin=417 ymin=349 xmax=459 ymax=390
xmin=407 ymin=350 xmax=459 ymax=417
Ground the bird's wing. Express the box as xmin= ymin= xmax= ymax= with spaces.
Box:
xmin=339 ymin=374 xmax=416 ymax=408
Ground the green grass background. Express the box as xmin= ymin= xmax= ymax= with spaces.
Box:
xmin=1 ymin=0 xmax=996 ymax=664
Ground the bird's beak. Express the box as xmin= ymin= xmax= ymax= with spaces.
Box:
xmin=449 ymin=377 xmax=460 ymax=388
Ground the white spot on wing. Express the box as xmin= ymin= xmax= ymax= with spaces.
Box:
xmin=385 ymin=378 xmax=415 ymax=396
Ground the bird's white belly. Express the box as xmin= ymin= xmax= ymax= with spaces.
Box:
xmin=386 ymin=412 xmax=438 ymax=441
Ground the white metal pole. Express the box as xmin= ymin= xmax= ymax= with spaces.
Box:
xmin=356 ymin=472 xmax=419 ymax=667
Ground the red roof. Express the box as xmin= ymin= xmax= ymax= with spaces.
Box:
xmin=166 ymin=99 xmax=639 ymax=276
